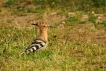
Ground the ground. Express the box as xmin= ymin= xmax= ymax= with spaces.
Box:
xmin=0 ymin=5 xmax=106 ymax=71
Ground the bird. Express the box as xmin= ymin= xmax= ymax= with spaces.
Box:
xmin=20 ymin=22 xmax=53 ymax=55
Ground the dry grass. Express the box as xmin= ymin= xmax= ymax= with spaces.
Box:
xmin=0 ymin=22 xmax=106 ymax=71
xmin=0 ymin=2 xmax=106 ymax=71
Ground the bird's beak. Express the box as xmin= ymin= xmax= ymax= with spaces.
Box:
xmin=32 ymin=23 xmax=37 ymax=25
xmin=48 ymin=26 xmax=55 ymax=28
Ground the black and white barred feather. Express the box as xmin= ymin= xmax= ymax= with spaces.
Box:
xmin=21 ymin=38 xmax=47 ymax=55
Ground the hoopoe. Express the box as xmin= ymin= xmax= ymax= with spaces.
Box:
xmin=20 ymin=23 xmax=53 ymax=55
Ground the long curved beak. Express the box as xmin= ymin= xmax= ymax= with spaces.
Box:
xmin=48 ymin=26 xmax=55 ymax=28
xmin=32 ymin=23 xmax=37 ymax=25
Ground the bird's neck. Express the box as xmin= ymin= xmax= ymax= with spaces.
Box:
xmin=39 ymin=28 xmax=48 ymax=41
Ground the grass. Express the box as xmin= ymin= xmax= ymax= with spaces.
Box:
xmin=65 ymin=16 xmax=79 ymax=26
xmin=0 ymin=1 xmax=106 ymax=71
xmin=98 ymin=22 xmax=106 ymax=27
xmin=0 ymin=23 xmax=106 ymax=71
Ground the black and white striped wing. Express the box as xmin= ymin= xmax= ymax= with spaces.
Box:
xmin=26 ymin=39 xmax=47 ymax=53
xmin=21 ymin=39 xmax=47 ymax=55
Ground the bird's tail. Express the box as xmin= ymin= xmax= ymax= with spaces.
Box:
xmin=19 ymin=44 xmax=40 ymax=56
xmin=19 ymin=50 xmax=26 ymax=57
xmin=20 ymin=51 xmax=25 ymax=55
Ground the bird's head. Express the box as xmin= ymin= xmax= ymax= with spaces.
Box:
xmin=32 ymin=23 xmax=54 ymax=29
